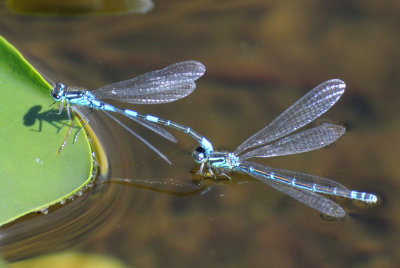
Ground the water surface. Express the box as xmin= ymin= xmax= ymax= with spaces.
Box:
xmin=0 ymin=1 xmax=399 ymax=267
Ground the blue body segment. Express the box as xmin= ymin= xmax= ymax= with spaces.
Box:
xmin=200 ymin=137 xmax=214 ymax=156
xmin=51 ymin=61 xmax=213 ymax=163
xmin=124 ymin=110 xmax=138 ymax=117
xmin=146 ymin=115 xmax=159 ymax=123
xmin=192 ymin=79 xmax=377 ymax=217
xmin=239 ymin=163 xmax=377 ymax=203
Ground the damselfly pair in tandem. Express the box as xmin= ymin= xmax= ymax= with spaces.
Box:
xmin=51 ymin=61 xmax=377 ymax=217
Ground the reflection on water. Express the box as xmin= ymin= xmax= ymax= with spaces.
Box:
xmin=0 ymin=182 xmax=130 ymax=262
xmin=1 ymin=0 xmax=399 ymax=267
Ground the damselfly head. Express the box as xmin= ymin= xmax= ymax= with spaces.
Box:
xmin=51 ymin=83 xmax=66 ymax=100
xmin=192 ymin=146 xmax=207 ymax=163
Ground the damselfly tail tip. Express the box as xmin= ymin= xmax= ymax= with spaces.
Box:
xmin=367 ymin=194 xmax=378 ymax=204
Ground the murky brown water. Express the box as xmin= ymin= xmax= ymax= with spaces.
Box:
xmin=1 ymin=1 xmax=399 ymax=267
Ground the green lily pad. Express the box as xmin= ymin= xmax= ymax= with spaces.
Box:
xmin=0 ymin=36 xmax=93 ymax=226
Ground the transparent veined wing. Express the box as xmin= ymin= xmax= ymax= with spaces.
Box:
xmin=239 ymin=161 xmax=347 ymax=217
xmin=127 ymin=116 xmax=177 ymax=143
xmin=234 ymin=79 xmax=345 ymax=155
xmin=238 ymin=123 xmax=345 ymax=160
xmin=103 ymin=111 xmax=172 ymax=164
xmin=91 ymin=61 xmax=206 ymax=104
